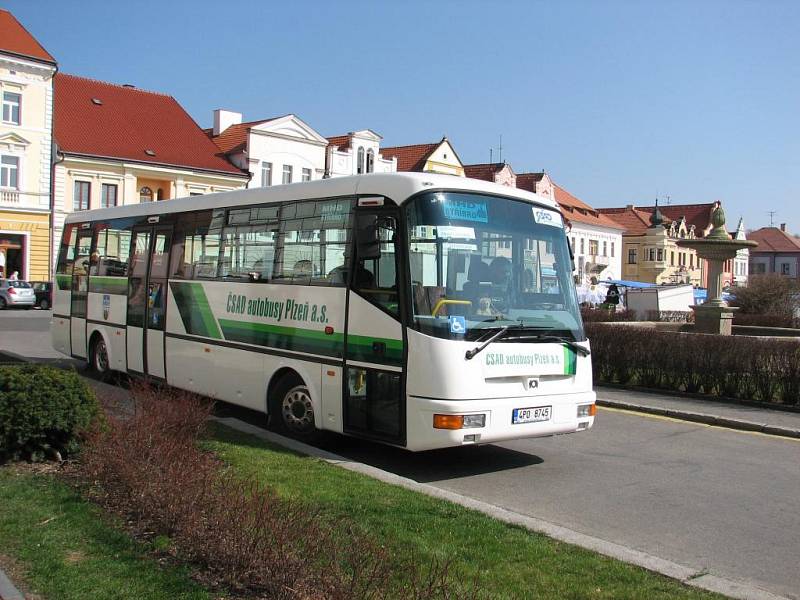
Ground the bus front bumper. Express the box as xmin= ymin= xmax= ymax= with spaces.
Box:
xmin=406 ymin=391 xmax=596 ymax=452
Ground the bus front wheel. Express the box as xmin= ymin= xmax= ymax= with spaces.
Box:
xmin=89 ymin=336 xmax=112 ymax=382
xmin=270 ymin=375 xmax=318 ymax=440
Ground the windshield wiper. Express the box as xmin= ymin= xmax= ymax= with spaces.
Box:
xmin=465 ymin=326 xmax=510 ymax=360
xmin=506 ymin=333 xmax=591 ymax=356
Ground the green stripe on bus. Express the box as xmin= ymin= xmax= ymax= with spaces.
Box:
xmin=89 ymin=276 xmax=128 ymax=295
xmin=346 ymin=334 xmax=404 ymax=367
xmin=219 ymin=319 xmax=344 ymax=358
xmin=56 ymin=274 xmax=71 ymax=290
xmin=170 ymin=282 xmax=222 ymax=339
xmin=563 ymin=346 xmax=577 ymax=375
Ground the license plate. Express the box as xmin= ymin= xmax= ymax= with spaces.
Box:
xmin=512 ymin=405 xmax=551 ymax=424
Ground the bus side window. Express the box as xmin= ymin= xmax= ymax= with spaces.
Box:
xmin=354 ymin=212 xmax=399 ymax=315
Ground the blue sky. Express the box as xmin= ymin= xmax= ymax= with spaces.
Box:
xmin=7 ymin=0 xmax=799 ymax=230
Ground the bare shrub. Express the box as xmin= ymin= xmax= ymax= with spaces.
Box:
xmin=79 ymin=383 xmax=466 ymax=599
xmin=730 ymin=274 xmax=800 ymax=325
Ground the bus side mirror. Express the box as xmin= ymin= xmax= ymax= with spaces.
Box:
xmin=356 ymin=214 xmax=381 ymax=260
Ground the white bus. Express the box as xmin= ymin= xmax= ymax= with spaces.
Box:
xmin=52 ymin=173 xmax=595 ymax=451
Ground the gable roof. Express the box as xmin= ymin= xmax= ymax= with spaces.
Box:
xmin=635 ymin=203 xmax=715 ymax=234
xmin=597 ymin=206 xmax=656 ymax=235
xmin=55 ymin=74 xmax=246 ymax=176
xmin=204 ymin=118 xmax=275 ymax=154
xmin=380 ymin=141 xmax=442 ymax=172
xmin=0 ymin=10 xmax=56 ymax=65
xmin=516 ymin=172 xmax=545 ymax=192
xmin=326 ymin=134 xmax=351 ymax=152
xmin=464 ymin=162 xmax=508 ymax=182
xmin=552 ymin=183 xmax=624 ymax=230
xmin=747 ymin=227 xmax=800 ymax=253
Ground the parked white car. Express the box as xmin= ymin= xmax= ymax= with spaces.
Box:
xmin=0 ymin=279 xmax=36 ymax=309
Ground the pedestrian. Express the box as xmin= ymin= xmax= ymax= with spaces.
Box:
xmin=605 ymin=283 xmax=620 ymax=313
xmin=9 ymin=270 xmax=18 ymax=281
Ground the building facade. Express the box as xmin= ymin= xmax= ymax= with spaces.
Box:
xmin=731 ymin=217 xmax=749 ymax=286
xmin=464 ymin=162 xmax=516 ymax=187
xmin=326 ymin=129 xmax=396 ymax=177
xmin=747 ymin=225 xmax=800 ymax=278
xmin=517 ymin=172 xmax=624 ymax=283
xmin=53 ymin=75 xmax=248 ymax=266
xmin=0 ymin=10 xmax=57 ymax=280
xmin=207 ymin=110 xmax=328 ymax=188
xmin=381 ymin=137 xmax=465 ymax=176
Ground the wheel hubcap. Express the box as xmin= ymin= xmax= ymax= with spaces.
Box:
xmin=281 ymin=386 xmax=314 ymax=433
xmin=95 ymin=341 xmax=108 ymax=372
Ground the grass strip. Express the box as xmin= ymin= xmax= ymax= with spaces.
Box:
xmin=0 ymin=467 xmax=210 ymax=600
xmin=206 ymin=423 xmax=723 ymax=600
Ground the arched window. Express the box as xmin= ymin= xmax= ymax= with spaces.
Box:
xmin=139 ymin=186 xmax=153 ymax=202
xmin=366 ymin=149 xmax=375 ymax=173
xmin=357 ymin=147 xmax=365 ymax=174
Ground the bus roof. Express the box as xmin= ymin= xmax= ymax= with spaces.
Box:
xmin=64 ymin=172 xmax=557 ymax=224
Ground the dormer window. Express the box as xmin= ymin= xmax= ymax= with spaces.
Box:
xmin=91 ymin=98 xmax=103 ymax=106
xmin=144 ymin=149 xmax=156 ymax=157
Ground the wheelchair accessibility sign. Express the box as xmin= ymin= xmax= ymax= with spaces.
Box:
xmin=449 ymin=316 xmax=467 ymax=335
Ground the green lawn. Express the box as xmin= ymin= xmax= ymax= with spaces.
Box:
xmin=204 ymin=424 xmax=723 ymax=600
xmin=0 ymin=467 xmax=209 ymax=600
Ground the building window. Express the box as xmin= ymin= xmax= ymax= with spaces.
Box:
xmin=589 ymin=240 xmax=598 ymax=255
xmin=690 ymin=254 xmax=694 ymax=268
xmin=0 ymin=155 xmax=19 ymax=188
xmin=2 ymin=92 xmax=21 ymax=125
xmin=282 ymin=165 xmax=293 ymax=184
xmin=670 ymin=251 xmax=675 ymax=266
xmin=781 ymin=263 xmax=791 ymax=275
xmin=602 ymin=241 xmax=607 ymax=256
xmin=139 ymin=186 xmax=153 ymax=202
xmin=628 ymin=248 xmax=637 ymax=264
xmin=261 ymin=162 xmax=272 ymax=187
xmin=570 ymin=237 xmax=575 ymax=252
xmin=611 ymin=242 xmax=615 ymax=257
xmin=101 ymin=183 xmax=118 ymax=208
xmin=74 ymin=181 xmax=90 ymax=211
xmin=656 ymin=248 xmax=664 ymax=261
xmin=579 ymin=238 xmax=585 ymax=254
xmin=302 ymin=168 xmax=311 ymax=182
xmin=366 ymin=149 xmax=375 ymax=173
xmin=357 ymin=147 xmax=365 ymax=174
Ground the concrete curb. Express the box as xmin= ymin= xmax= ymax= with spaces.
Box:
xmin=213 ymin=417 xmax=790 ymax=600
xmin=596 ymin=399 xmax=800 ymax=440
xmin=0 ymin=566 xmax=24 ymax=600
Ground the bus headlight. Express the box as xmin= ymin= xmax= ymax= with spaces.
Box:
xmin=577 ymin=404 xmax=597 ymax=418
xmin=433 ymin=414 xmax=486 ymax=430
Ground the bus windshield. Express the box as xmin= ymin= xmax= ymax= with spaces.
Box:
xmin=405 ymin=191 xmax=584 ymax=342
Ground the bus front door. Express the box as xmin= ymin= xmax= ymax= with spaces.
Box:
xmin=126 ymin=226 xmax=171 ymax=379
xmin=343 ymin=207 xmax=406 ymax=445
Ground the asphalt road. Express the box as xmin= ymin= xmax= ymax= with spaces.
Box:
xmin=3 ymin=310 xmax=799 ymax=598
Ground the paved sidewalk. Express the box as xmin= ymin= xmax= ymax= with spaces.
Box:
xmin=596 ymin=385 xmax=800 ymax=439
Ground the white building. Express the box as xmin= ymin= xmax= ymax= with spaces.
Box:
xmin=326 ymin=129 xmax=396 ymax=177
xmin=517 ymin=172 xmax=624 ymax=283
xmin=731 ymin=217 xmax=749 ymax=286
xmin=207 ymin=110 xmax=328 ymax=187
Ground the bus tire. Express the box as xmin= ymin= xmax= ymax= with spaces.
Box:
xmin=269 ymin=374 xmax=318 ymax=440
xmin=89 ymin=334 xmax=112 ymax=382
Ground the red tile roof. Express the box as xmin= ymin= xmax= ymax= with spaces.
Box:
xmin=747 ymin=227 xmax=800 ymax=253
xmin=597 ymin=207 xmax=655 ymax=235
xmin=464 ymin=162 xmax=507 ymax=182
xmin=380 ymin=141 xmax=441 ymax=172
xmin=326 ymin=135 xmax=351 ymax=152
xmin=552 ymin=184 xmax=624 ymax=230
xmin=55 ymin=74 xmax=246 ymax=176
xmin=204 ymin=118 xmax=276 ymax=155
xmin=635 ymin=203 xmax=715 ymax=234
xmin=516 ymin=172 xmax=544 ymax=192
xmin=0 ymin=10 xmax=56 ymax=64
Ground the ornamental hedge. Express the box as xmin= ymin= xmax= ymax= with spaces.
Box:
xmin=0 ymin=364 xmax=100 ymax=461
xmin=586 ymin=323 xmax=800 ymax=406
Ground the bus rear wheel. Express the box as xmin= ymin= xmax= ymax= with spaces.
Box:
xmin=270 ymin=375 xmax=318 ymax=440
xmin=90 ymin=336 xmax=111 ymax=382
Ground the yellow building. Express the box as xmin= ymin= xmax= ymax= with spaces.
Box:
xmin=52 ymin=74 xmax=249 ymax=265
xmin=0 ymin=10 xmax=57 ymax=280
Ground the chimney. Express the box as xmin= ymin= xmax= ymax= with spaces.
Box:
xmin=626 ymin=204 xmax=635 ymax=210
xmin=780 ymin=223 xmax=786 ymax=232
xmin=213 ymin=109 xmax=242 ymax=136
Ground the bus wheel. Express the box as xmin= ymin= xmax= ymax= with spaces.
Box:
xmin=90 ymin=336 xmax=111 ymax=382
xmin=271 ymin=376 xmax=317 ymax=439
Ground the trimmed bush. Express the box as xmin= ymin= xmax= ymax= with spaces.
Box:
xmin=587 ymin=323 xmax=800 ymax=405
xmin=0 ymin=364 xmax=99 ymax=462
